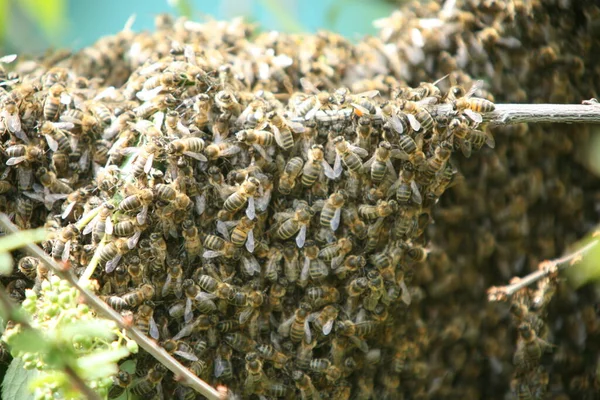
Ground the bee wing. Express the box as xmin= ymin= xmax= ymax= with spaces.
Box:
xmin=463 ymin=109 xmax=482 ymax=124
xmin=82 ymin=215 xmax=99 ymax=235
xmin=137 ymin=206 xmax=149 ymax=225
xmin=464 ymin=80 xmax=484 ymax=98
xmin=239 ymin=307 xmax=255 ymax=324
xmin=286 ymin=120 xmax=306 ymax=133
xmin=406 ymin=113 xmax=421 ymax=131
xmin=252 ymin=144 xmax=272 ymax=163
xmin=322 ymin=319 xmax=335 ymax=335
xmin=246 ymin=196 xmax=256 ymax=220
xmin=7 ymin=114 xmax=21 ymax=133
xmin=161 ymin=275 xmax=173 ymax=298
xmin=153 ymin=111 xmax=165 ymax=130
xmin=183 ymin=151 xmax=208 ymax=162
xmin=0 ymin=54 xmax=17 ymax=63
xmin=386 ymin=159 xmax=398 ymax=181
xmin=359 ymin=90 xmax=380 ymax=98
xmin=351 ymin=103 xmax=370 ymax=117
xmin=220 ymin=144 xmax=241 ymax=157
xmin=174 ymin=350 xmax=199 ymax=361
xmin=330 ymin=208 xmax=341 ymax=232
xmin=203 ymin=250 xmax=222 ymax=259
xmin=301 ymin=256 xmax=310 ymax=282
xmin=195 ymin=194 xmax=206 ymax=215
xmin=44 ymin=193 xmax=69 ymax=210
xmin=61 ymin=202 xmax=76 ymax=220
xmin=143 ymin=153 xmax=154 ymax=174
xmin=62 ymin=240 xmax=71 ymax=262
xmin=174 ymin=321 xmax=194 ymax=340
xmin=322 ymin=159 xmax=337 ymax=180
xmin=105 ymin=216 xmax=114 ymax=235
xmin=333 ymin=154 xmax=343 ymax=178
xmin=389 ymin=114 xmax=405 ymax=134
xmin=304 ymin=319 xmax=313 ymax=344
xmin=216 ymin=220 xmax=231 ymax=240
xmin=349 ymin=335 xmax=369 ymax=353
xmin=6 ymin=156 xmax=27 ymax=166
xmin=136 ymin=85 xmax=163 ymax=101
xmin=362 ymin=155 xmax=376 ymax=171
xmin=399 ymin=280 xmax=412 ymax=306
xmin=245 ymin=229 xmax=255 ymax=253
xmin=278 ymin=314 xmax=295 ymax=336
xmin=105 ymin=254 xmax=122 ymax=274
xmin=305 ymin=103 xmax=320 ymax=121
xmin=410 ymin=180 xmax=423 ymax=204
xmin=300 ymin=77 xmax=319 ymax=94
xmin=479 ymin=130 xmax=496 ymax=148
xmin=296 ymin=224 xmax=307 ymax=248
xmin=241 ymin=255 xmax=261 ymax=276
xmin=390 ymin=149 xmax=408 ymax=161
xmin=13 ymin=130 xmax=30 ymax=144
xmin=348 ymin=144 xmax=369 ymax=158
xmin=149 ymin=316 xmax=160 ymax=340
xmin=79 ymin=150 xmax=90 ymax=172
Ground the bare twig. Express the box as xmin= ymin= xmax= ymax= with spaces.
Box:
xmin=0 ymin=215 xmax=224 ymax=400
xmin=292 ymin=103 xmax=600 ymax=125
xmin=0 ymin=283 xmax=102 ymax=400
xmin=488 ymin=239 xmax=599 ymax=302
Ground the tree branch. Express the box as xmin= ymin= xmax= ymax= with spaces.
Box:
xmin=0 ymin=215 xmax=225 ymax=400
xmin=292 ymin=103 xmax=600 ymax=126
xmin=487 ymin=239 xmax=599 ymax=301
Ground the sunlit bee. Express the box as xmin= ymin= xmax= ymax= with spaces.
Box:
xmin=450 ymin=80 xmax=496 ymax=123
xmin=318 ymin=237 xmax=353 ymax=269
xmin=135 ymin=304 xmax=159 ymax=340
xmin=311 ymin=305 xmax=339 ymax=336
xmin=117 ymin=188 xmax=153 ymax=225
xmin=108 ymin=371 xmax=131 ymax=399
xmin=17 ymin=256 xmax=40 ymax=280
xmin=302 ymin=144 xmax=336 ymax=185
xmin=264 ymin=110 xmax=302 ymax=151
xmin=162 ymin=339 xmax=199 ymax=362
xmin=166 ymin=137 xmax=208 ymax=162
xmin=332 ymin=136 xmax=369 ymax=178
xmin=214 ymin=344 xmax=234 ymax=381
xmin=204 ymin=140 xmax=241 ymax=160
xmin=236 ymin=129 xmax=275 ymax=160
xmin=130 ymin=365 xmax=165 ymax=396
xmin=162 ymin=258 xmax=184 ymax=298
xmin=215 ymin=89 xmax=241 ymax=116
xmin=279 ymin=156 xmax=304 ymax=194
xmin=292 ymin=370 xmax=317 ymax=400
xmin=299 ymin=240 xmax=328 ymax=286
xmin=391 ymin=169 xmax=422 ymax=205
xmin=398 ymin=99 xmax=435 ymax=132
xmin=203 ymin=234 xmax=240 ymax=259
xmin=197 ymin=274 xmax=235 ymax=300
xmin=40 ymin=121 xmax=72 ymax=153
xmin=181 ymin=219 xmax=202 ymax=260
xmin=51 ymin=224 xmax=79 ymax=263
xmin=307 ymin=285 xmax=340 ymax=309
xmin=99 ymin=238 xmax=130 ymax=273
xmin=223 ymin=177 xmax=260 ymax=220
xmin=43 ymin=84 xmax=66 ymax=121
xmin=363 ymin=141 xmax=396 ymax=184
xmin=320 ymin=190 xmax=346 ymax=231
xmin=282 ymin=243 xmax=300 ymax=283
xmin=279 ymin=302 xmax=312 ymax=343
xmin=6 ymin=144 xmax=43 ymax=166
xmin=274 ymin=203 xmax=312 ymax=248
xmin=358 ymin=199 xmax=398 ymax=221
xmin=467 ymin=127 xmax=496 ymax=153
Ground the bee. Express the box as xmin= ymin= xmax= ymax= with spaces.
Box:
xmin=135 ymin=304 xmax=159 ymax=340
xmin=162 ymin=339 xmax=199 ymax=362
xmin=39 ymin=121 xmax=73 ymax=153
xmin=334 ymin=255 xmax=366 ymax=280
xmin=214 ymin=344 xmax=234 ymax=381
xmin=215 ymin=89 xmax=242 ymax=117
xmin=161 ymin=258 xmax=184 ymax=298
xmin=108 ymin=371 xmax=131 ymax=399
xmin=125 ymin=255 xmax=143 ymax=287
xmin=279 ymin=156 xmax=304 ymax=194
xmin=319 ymin=237 xmax=353 ymax=270
xmin=345 ymin=277 xmax=368 ymax=315
xmin=236 ymin=129 xmax=275 ymax=161
xmin=216 ymin=216 xmax=256 ymax=253
xmin=302 ymin=144 xmax=336 ymax=186
xmin=255 ymin=343 xmax=289 ymax=369
xmin=336 ymin=320 xmax=377 ymax=352
xmin=467 ymin=126 xmax=496 ymax=153
xmin=117 ymin=187 xmax=153 ymax=225
xmin=274 ymin=202 xmax=313 ymax=248
xmin=166 ymin=137 xmax=208 ymax=162
xmin=6 ymin=144 xmax=44 ymax=166
xmin=244 ymin=352 xmax=267 ymax=395
xmin=380 ymin=101 xmax=409 ymax=136
xmin=279 ymin=302 xmax=312 ymax=343
xmin=221 ymin=177 xmax=260 ymax=220
xmin=204 ymin=139 xmax=241 ymax=160
xmin=332 ymin=136 xmax=369 ymax=178
xmin=450 ymin=80 xmax=496 ymax=123
xmin=299 ymin=240 xmax=327 ymax=286
xmin=513 ymin=322 xmax=554 ymax=373
xmin=363 ymin=270 xmax=386 ymax=311
xmin=282 ymin=243 xmax=300 ymax=283
xmin=51 ymin=225 xmax=79 ymax=262
xmin=197 ymin=274 xmax=235 ymax=300
xmin=43 ymin=84 xmax=67 ymax=121
xmin=17 ymin=256 xmax=40 ymax=280
xmin=406 ymin=244 xmax=428 ymax=263
xmin=320 ymin=190 xmax=346 ymax=231
xmin=164 ymin=110 xmax=190 ymax=137
xmin=263 ymin=110 xmax=303 ymax=151
xmin=341 ymin=205 xmax=367 ymax=239
xmin=363 ymin=141 xmax=396 ymax=184
xmin=306 ymin=285 xmax=340 ymax=309
xmin=99 ymin=238 xmax=130 ymax=273
xmin=181 ymin=219 xmax=202 ymax=260
xmin=130 ymin=364 xmax=165 ymax=396
xmin=311 ymin=305 xmax=339 ymax=336
xmin=224 ymin=332 xmax=257 ymax=353
xmin=292 ymin=370 xmax=319 ymax=400
xmin=397 ymin=99 xmax=435 ymax=132
xmin=203 ymin=234 xmax=240 ymax=259
xmin=239 ymin=290 xmax=264 ymax=338
xmin=176 ymin=279 xmax=215 ymax=323
xmin=390 ymin=169 xmax=422 ymax=205
xmin=358 ymin=199 xmax=398 ymax=221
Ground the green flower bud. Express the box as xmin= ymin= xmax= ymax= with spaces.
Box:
xmin=49 ymin=276 xmax=61 ymax=287
xmin=126 ymin=339 xmax=139 ymax=354
xmin=41 ymin=280 xmax=52 ymax=292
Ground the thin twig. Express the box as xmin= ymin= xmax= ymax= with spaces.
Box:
xmin=488 ymin=239 xmax=599 ymax=301
xmin=291 ymin=103 xmax=600 ymax=125
xmin=0 ymin=215 xmax=224 ymax=400
xmin=0 ymin=284 xmax=102 ymax=400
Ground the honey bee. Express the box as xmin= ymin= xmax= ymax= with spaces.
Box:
xmin=100 ymin=237 xmax=130 ymax=273
xmin=164 ymin=110 xmax=190 ymax=137
xmin=306 ymin=285 xmax=340 ymax=309
xmin=302 ymin=144 xmax=336 ymax=185
xmin=220 ymin=177 xmax=260 ymax=220
xmin=390 ymin=169 xmax=422 ymax=205
xmin=332 ymin=136 xmax=369 ymax=178
xmin=279 ymin=302 xmax=312 ymax=343
xmin=51 ymin=224 xmax=79 ymax=262
xmin=43 ymin=84 xmax=67 ymax=121
xmin=130 ymin=364 xmax=165 ymax=396
xmin=320 ymin=190 xmax=346 ymax=231
xmin=513 ymin=322 xmax=554 ymax=374
xmin=274 ymin=202 xmax=313 ymax=248
xmin=214 ymin=344 xmax=234 ymax=381
xmin=279 ymin=156 xmax=304 ymax=194
xmin=181 ymin=219 xmax=202 ymax=260
xmin=6 ymin=144 xmax=44 ymax=166
xmin=358 ymin=199 xmax=398 ymax=221
xmin=292 ymin=370 xmax=319 ymax=400
xmin=117 ymin=187 xmax=153 ymax=224
xmin=197 ymin=274 xmax=235 ymax=300
xmin=217 ymin=215 xmax=256 ymax=253
xmin=166 ymin=137 xmax=208 ymax=162
xmin=362 ymin=141 xmax=396 ymax=184
xmin=450 ymin=80 xmax=496 ymax=123
xmin=108 ymin=371 xmax=131 ymax=399
xmin=135 ymin=303 xmax=159 ymax=340
xmin=162 ymin=339 xmax=199 ymax=362
xmin=161 ymin=258 xmax=183 ymax=298
xmin=236 ymin=129 xmax=275 ymax=161
xmin=310 ymin=305 xmax=339 ymax=336
xmin=397 ymin=99 xmax=435 ymax=132
xmin=262 ymin=110 xmax=303 ymax=151
xmin=17 ymin=256 xmax=39 ymax=280
xmin=299 ymin=240 xmax=328 ymax=286
xmin=224 ymin=332 xmax=257 ymax=353
xmin=336 ymin=320 xmax=377 ymax=352
xmin=244 ymin=352 xmax=267 ymax=395
xmin=203 ymin=234 xmax=240 ymax=259
xmin=282 ymin=243 xmax=300 ymax=283
xmin=204 ymin=138 xmax=241 ymax=160
xmin=255 ymin=342 xmax=289 ymax=369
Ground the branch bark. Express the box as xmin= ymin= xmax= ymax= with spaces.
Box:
xmin=0 ymin=215 xmax=225 ymax=400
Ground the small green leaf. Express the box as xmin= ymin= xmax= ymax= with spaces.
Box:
xmin=0 ymin=252 xmax=13 ymax=276
xmin=0 ymin=229 xmax=47 ymax=253
xmin=6 ymin=330 xmax=48 ymax=356
xmin=59 ymin=320 xmax=116 ymax=342
xmin=2 ymin=357 xmax=38 ymax=400
xmin=77 ymin=347 xmax=129 ymax=379
xmin=119 ymin=359 xmax=136 ymax=374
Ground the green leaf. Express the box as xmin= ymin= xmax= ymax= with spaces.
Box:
xmin=6 ymin=330 xmax=48 ymax=356
xmin=119 ymin=359 xmax=136 ymax=374
xmin=2 ymin=357 xmax=38 ymax=400
xmin=59 ymin=319 xmax=116 ymax=342
xmin=0 ymin=229 xmax=47 ymax=253
xmin=77 ymin=347 xmax=129 ymax=379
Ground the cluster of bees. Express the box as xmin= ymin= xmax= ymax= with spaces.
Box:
xmin=1 ymin=0 xmax=599 ymax=399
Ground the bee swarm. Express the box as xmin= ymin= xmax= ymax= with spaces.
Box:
xmin=1 ymin=0 xmax=600 ymax=399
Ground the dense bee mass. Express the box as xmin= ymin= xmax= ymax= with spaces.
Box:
xmin=0 ymin=0 xmax=599 ymax=399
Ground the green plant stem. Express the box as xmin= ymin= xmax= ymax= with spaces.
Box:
xmin=0 ymin=282 xmax=101 ymax=400
xmin=0 ymin=215 xmax=224 ymax=400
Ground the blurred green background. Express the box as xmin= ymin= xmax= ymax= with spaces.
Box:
xmin=0 ymin=0 xmax=399 ymax=54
